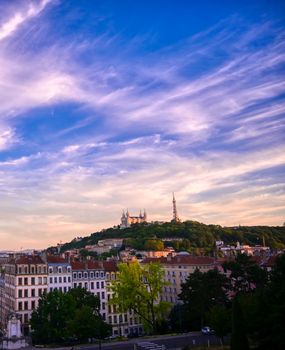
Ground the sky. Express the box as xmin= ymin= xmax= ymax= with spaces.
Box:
xmin=0 ymin=0 xmax=285 ymax=250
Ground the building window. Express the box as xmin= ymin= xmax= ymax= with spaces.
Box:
xmin=18 ymin=289 xmax=22 ymax=298
xmin=18 ymin=277 xmax=22 ymax=285
xmin=59 ymin=277 xmax=62 ymax=283
xmin=84 ymin=272 xmax=88 ymax=278
xmin=31 ymin=301 xmax=36 ymax=310
xmin=84 ymin=282 xmax=88 ymax=289
xmin=31 ymin=289 xmax=35 ymax=297
xmin=24 ymin=289 xmax=28 ymax=297
xmin=31 ymin=277 xmax=35 ymax=285
xmin=24 ymin=301 xmax=28 ymax=310
xmin=91 ymin=282 xmax=94 ymax=289
xmin=49 ymin=267 xmax=53 ymax=273
xmin=24 ymin=277 xmax=28 ymax=285
xmin=68 ymin=276 xmax=71 ymax=282
xmin=73 ymin=273 xmax=77 ymax=279
xmin=101 ymin=281 xmax=104 ymax=288
xmin=49 ymin=277 xmax=53 ymax=284
xmin=96 ymin=282 xmax=100 ymax=289
xmin=18 ymin=302 xmax=22 ymax=311
xmin=63 ymin=276 xmax=66 ymax=283
xmin=78 ymin=273 xmax=82 ymax=279
xmin=38 ymin=277 xmax=42 ymax=284
xmin=101 ymin=292 xmax=105 ymax=299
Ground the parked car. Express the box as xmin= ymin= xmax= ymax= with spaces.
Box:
xmin=201 ymin=326 xmax=215 ymax=335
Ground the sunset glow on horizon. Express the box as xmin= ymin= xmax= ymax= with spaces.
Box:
xmin=0 ymin=0 xmax=284 ymax=250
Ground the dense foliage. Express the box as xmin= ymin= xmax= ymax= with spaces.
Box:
xmin=55 ymin=221 xmax=285 ymax=254
xmin=30 ymin=288 xmax=111 ymax=345
xmin=176 ymin=253 xmax=285 ymax=350
xmin=178 ymin=268 xmax=230 ymax=330
xmin=110 ymin=261 xmax=170 ymax=334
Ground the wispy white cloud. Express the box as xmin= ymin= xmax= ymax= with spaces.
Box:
xmin=0 ymin=0 xmax=52 ymax=41
xmin=0 ymin=3 xmax=284 ymax=249
xmin=0 ymin=126 xmax=17 ymax=151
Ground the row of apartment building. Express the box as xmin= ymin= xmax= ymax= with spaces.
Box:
xmin=0 ymin=252 xmax=276 ymax=337
xmin=0 ymin=255 xmax=143 ymax=337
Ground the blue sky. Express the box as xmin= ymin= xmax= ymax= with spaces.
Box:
xmin=0 ymin=0 xmax=284 ymax=249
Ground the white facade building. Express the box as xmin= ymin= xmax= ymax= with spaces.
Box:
xmin=71 ymin=261 xmax=107 ymax=321
xmin=3 ymin=255 xmax=48 ymax=334
xmin=47 ymin=256 xmax=72 ymax=293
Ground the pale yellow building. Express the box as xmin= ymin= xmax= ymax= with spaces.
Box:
xmin=142 ymin=254 xmax=216 ymax=303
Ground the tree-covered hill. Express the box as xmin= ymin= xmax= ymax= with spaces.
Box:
xmin=57 ymin=221 xmax=285 ymax=253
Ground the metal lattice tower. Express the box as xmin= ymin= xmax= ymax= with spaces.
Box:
xmin=172 ymin=192 xmax=180 ymax=222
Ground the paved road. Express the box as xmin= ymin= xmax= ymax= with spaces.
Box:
xmin=79 ymin=333 xmax=224 ymax=350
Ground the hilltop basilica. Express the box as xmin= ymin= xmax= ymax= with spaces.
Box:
xmin=120 ymin=209 xmax=147 ymax=228
xmin=120 ymin=193 xmax=180 ymax=228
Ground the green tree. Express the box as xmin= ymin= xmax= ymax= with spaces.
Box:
xmin=68 ymin=305 xmax=98 ymax=341
xmin=68 ymin=287 xmax=100 ymax=313
xmin=169 ymin=303 xmax=192 ymax=332
xmin=110 ymin=261 xmax=170 ymax=334
xmin=31 ymin=288 xmax=107 ymax=345
xmin=68 ymin=305 xmax=110 ymax=346
xmin=179 ymin=269 xmax=230 ymax=328
xmin=254 ymin=253 xmax=285 ymax=349
xmin=144 ymin=239 xmax=164 ymax=251
xmin=230 ymin=296 xmax=249 ymax=350
xmin=208 ymin=305 xmax=230 ymax=345
xmin=30 ymin=290 xmax=75 ymax=344
xmin=222 ymin=254 xmax=267 ymax=294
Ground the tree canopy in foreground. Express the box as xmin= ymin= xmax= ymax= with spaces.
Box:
xmin=110 ymin=261 xmax=170 ymax=333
